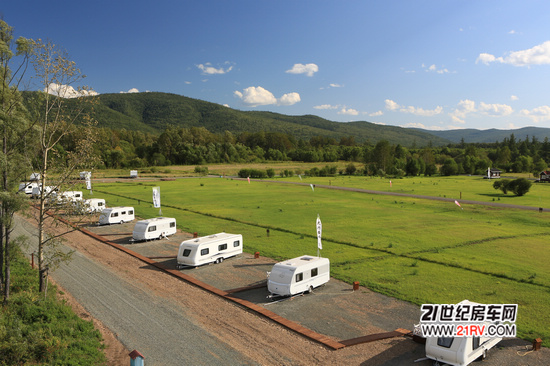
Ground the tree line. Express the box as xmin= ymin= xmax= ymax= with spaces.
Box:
xmin=86 ymin=125 xmax=549 ymax=178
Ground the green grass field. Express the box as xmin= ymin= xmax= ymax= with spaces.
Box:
xmin=84 ymin=174 xmax=550 ymax=346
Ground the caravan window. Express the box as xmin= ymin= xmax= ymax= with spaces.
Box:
xmin=129 ymin=210 xmax=134 ymax=215
xmin=201 ymin=248 xmax=209 ymax=256
xmin=121 ymin=211 xmax=126 ymax=215
xmin=182 ymin=249 xmax=191 ymax=257
xmin=170 ymin=222 xmax=175 ymax=228
xmin=98 ymin=202 xmax=104 ymax=207
xmin=111 ymin=212 xmax=119 ymax=217
xmin=437 ymin=337 xmax=454 ymax=348
xmin=233 ymin=240 xmax=240 ymax=247
xmin=295 ymin=273 xmax=303 ymax=282
xmin=311 ymin=268 xmax=318 ymax=277
xmin=219 ymin=243 xmax=227 ymax=251
xmin=148 ymin=225 xmax=157 ymax=232
xmin=472 ymin=337 xmax=480 ymax=350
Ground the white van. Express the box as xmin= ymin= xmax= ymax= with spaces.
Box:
xmin=98 ymin=206 xmax=135 ymax=225
xmin=176 ymin=233 xmax=243 ymax=268
xmin=132 ymin=217 xmax=177 ymax=241
xmin=425 ymin=300 xmax=503 ymax=366
xmin=77 ymin=198 xmax=106 ymax=213
xmin=267 ymin=255 xmax=330 ymax=297
xmin=18 ymin=181 xmax=39 ymax=195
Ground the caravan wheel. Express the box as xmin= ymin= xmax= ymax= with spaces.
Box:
xmin=308 ymin=285 xmax=314 ymax=293
xmin=216 ymin=257 xmax=224 ymax=264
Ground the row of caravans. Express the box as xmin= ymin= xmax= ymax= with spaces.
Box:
xmin=175 ymin=233 xmax=329 ymax=297
xmin=97 ymin=206 xmax=177 ymax=242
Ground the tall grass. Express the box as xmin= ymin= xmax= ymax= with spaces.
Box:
xmin=0 ymin=246 xmax=107 ymax=365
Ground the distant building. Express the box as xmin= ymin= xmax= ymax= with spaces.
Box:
xmin=488 ymin=168 xmax=502 ymax=178
xmin=539 ymin=171 xmax=550 ymax=182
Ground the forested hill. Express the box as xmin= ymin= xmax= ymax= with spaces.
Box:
xmin=80 ymin=91 xmax=453 ymax=147
xmin=417 ymin=127 xmax=550 ymax=144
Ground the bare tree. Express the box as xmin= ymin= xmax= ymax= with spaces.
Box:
xmin=27 ymin=38 xmax=98 ymax=292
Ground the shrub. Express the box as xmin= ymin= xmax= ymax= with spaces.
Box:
xmin=237 ymin=168 xmax=267 ymax=179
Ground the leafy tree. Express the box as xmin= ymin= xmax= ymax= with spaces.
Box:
xmin=28 ymin=39 xmax=98 ymax=292
xmin=440 ymin=158 xmax=459 ymax=176
xmin=0 ymin=20 xmax=33 ymax=304
xmin=508 ymin=178 xmax=532 ymax=196
xmin=493 ymin=179 xmax=511 ymax=194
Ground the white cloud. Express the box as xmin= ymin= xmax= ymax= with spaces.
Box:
xmin=46 ymin=83 xmax=98 ymax=98
xmin=510 ymin=95 xmax=519 ymax=101
xmin=185 ymin=81 xmax=192 ymax=85
xmin=120 ymin=88 xmax=140 ymax=93
xmin=520 ymin=105 xmax=550 ymax=123
xmin=338 ymin=107 xmax=359 ymax=116
xmin=425 ymin=64 xmax=451 ymax=74
xmin=369 ymin=110 xmax=383 ymax=117
xmin=384 ymin=99 xmax=442 ymax=116
xmin=197 ymin=62 xmax=234 ymax=75
xmin=313 ymin=104 xmax=339 ymax=110
xmin=478 ymin=102 xmax=513 ymax=116
xmin=450 ymin=99 xmax=476 ymax=123
xmin=234 ymin=86 xmax=300 ymax=107
xmin=385 ymin=99 xmax=401 ymax=110
xmin=477 ymin=40 xmax=550 ymax=66
xmin=329 ymin=83 xmax=343 ymax=88
xmin=278 ymin=92 xmax=301 ymax=106
xmin=286 ymin=63 xmax=319 ymax=77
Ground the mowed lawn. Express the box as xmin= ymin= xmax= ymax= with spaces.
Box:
xmin=89 ymin=175 xmax=550 ymax=346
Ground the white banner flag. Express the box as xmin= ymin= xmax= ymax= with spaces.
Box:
xmin=316 ymin=215 xmax=322 ymax=250
xmin=85 ymin=174 xmax=92 ymax=190
xmin=152 ymin=186 xmax=161 ymax=208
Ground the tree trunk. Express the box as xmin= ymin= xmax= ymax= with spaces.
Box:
xmin=3 ymin=223 xmax=9 ymax=305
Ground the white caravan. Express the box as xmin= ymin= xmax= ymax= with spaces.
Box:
xmin=18 ymin=181 xmax=40 ymax=195
xmin=77 ymin=198 xmax=106 ymax=213
xmin=132 ymin=217 xmax=177 ymax=241
xmin=425 ymin=300 xmax=503 ymax=366
xmin=98 ymin=206 xmax=135 ymax=225
xmin=176 ymin=233 xmax=243 ymax=268
xmin=31 ymin=185 xmax=57 ymax=199
xmin=267 ymin=255 xmax=330 ymax=297
xmin=56 ymin=191 xmax=83 ymax=204
xmin=30 ymin=172 xmax=41 ymax=181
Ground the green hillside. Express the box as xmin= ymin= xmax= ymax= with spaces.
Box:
xmin=37 ymin=91 xmax=449 ymax=147
xmin=419 ymin=126 xmax=550 ymax=144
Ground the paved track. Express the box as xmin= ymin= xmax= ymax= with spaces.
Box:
xmin=14 ymin=216 xmax=257 ymax=366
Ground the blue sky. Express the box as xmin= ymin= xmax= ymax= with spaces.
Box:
xmin=3 ymin=1 xmax=550 ymax=131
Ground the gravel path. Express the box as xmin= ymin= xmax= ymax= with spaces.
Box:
xmin=14 ymin=216 xmax=258 ymax=366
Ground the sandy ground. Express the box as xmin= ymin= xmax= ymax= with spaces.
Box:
xmin=32 ymin=212 xmax=550 ymax=366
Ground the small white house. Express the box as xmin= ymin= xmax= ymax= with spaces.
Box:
xmin=78 ymin=198 xmax=106 ymax=213
xmin=18 ymin=181 xmax=40 ymax=195
xmin=425 ymin=300 xmax=503 ymax=366
xmin=267 ymin=255 xmax=330 ymax=297
xmin=130 ymin=170 xmax=138 ymax=178
xmin=176 ymin=232 xmax=243 ymax=268
xmin=98 ymin=206 xmax=135 ymax=225
xmin=132 ymin=217 xmax=177 ymax=241
xmin=79 ymin=171 xmax=91 ymax=180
